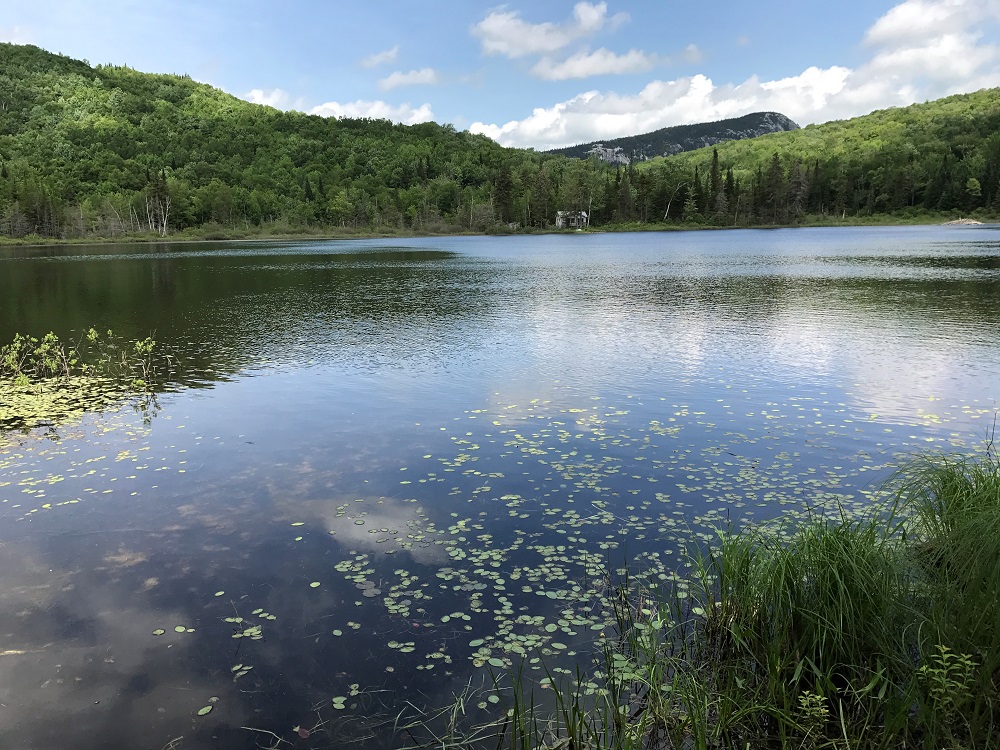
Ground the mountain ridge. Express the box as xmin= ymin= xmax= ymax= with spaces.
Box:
xmin=547 ymin=112 xmax=800 ymax=163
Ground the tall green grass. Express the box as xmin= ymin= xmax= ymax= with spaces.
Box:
xmin=414 ymin=451 xmax=1000 ymax=750
xmin=901 ymin=452 xmax=1000 ymax=745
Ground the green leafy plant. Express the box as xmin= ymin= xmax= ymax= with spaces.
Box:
xmin=795 ymin=691 xmax=830 ymax=750
xmin=1 ymin=328 xmax=162 ymax=390
xmin=918 ymin=645 xmax=976 ymax=717
xmin=1 ymin=328 xmax=169 ymax=433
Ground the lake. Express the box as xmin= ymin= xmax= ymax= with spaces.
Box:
xmin=1 ymin=226 xmax=999 ymax=749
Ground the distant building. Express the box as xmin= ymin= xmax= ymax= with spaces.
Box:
xmin=555 ymin=210 xmax=589 ymax=229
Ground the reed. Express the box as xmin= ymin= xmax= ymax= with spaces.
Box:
xmin=898 ymin=451 xmax=1000 ymax=745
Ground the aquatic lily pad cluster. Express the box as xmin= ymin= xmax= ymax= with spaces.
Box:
xmin=302 ymin=398 xmax=906 ymax=695
xmin=0 ymin=376 xmax=132 ymax=434
xmin=255 ymin=392 xmax=985 ymax=738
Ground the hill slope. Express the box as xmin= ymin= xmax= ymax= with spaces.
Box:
xmin=0 ymin=43 xmax=554 ymax=237
xmin=1 ymin=43 xmax=998 ymax=237
xmin=645 ymin=88 xmax=1000 ymax=223
xmin=548 ymin=112 xmax=800 ymax=164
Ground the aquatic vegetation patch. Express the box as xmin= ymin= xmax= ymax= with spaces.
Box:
xmin=1 ymin=329 xmax=161 ymax=387
xmin=409 ymin=451 xmax=1000 ymax=750
xmin=222 ymin=394 xmax=986 ymax=744
xmin=1 ymin=329 xmax=168 ymax=433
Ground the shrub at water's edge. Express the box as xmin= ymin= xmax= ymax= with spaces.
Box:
xmin=0 ymin=329 xmax=166 ymax=433
xmin=412 ymin=451 xmax=1000 ymax=750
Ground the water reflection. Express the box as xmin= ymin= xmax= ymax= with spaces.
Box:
xmin=1 ymin=227 xmax=999 ymax=749
xmin=2 ymin=233 xmax=999 ymax=394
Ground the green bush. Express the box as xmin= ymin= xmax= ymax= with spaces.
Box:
xmin=1 ymin=328 xmax=161 ymax=391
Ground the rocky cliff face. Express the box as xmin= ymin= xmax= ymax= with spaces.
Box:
xmin=549 ymin=112 xmax=800 ymax=164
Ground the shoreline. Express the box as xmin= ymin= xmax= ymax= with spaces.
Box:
xmin=0 ymin=213 xmax=995 ymax=249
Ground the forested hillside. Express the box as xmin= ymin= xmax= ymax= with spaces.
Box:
xmin=1 ymin=42 xmax=999 ymax=240
xmin=0 ymin=43 xmax=583 ymax=238
xmin=639 ymin=89 xmax=1000 ymax=225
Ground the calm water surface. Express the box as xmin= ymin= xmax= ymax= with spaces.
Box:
xmin=1 ymin=227 xmax=999 ymax=749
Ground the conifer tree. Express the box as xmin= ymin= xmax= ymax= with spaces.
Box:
xmin=494 ymin=165 xmax=514 ymax=223
xmin=764 ymin=153 xmax=786 ymax=223
xmin=710 ymin=149 xmax=722 ymax=197
xmin=788 ymin=160 xmax=809 ymax=219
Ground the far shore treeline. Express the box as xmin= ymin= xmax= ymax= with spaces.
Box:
xmin=1 ymin=42 xmax=999 ymax=242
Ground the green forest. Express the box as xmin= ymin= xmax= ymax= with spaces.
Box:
xmin=1 ymin=42 xmax=999 ymax=241
xmin=649 ymin=89 xmax=1000 ymax=226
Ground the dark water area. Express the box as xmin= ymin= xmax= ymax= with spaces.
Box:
xmin=1 ymin=227 xmax=999 ymax=749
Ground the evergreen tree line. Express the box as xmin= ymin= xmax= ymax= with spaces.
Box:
xmin=647 ymin=137 xmax=1000 ymax=226
xmin=648 ymin=88 xmax=1000 ymax=225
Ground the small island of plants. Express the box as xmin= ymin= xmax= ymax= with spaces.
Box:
xmin=0 ymin=328 xmax=165 ymax=433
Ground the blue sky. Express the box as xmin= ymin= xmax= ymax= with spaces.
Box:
xmin=3 ymin=0 xmax=1000 ymax=149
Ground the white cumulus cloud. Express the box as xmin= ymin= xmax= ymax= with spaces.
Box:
xmin=530 ymin=48 xmax=655 ymax=80
xmin=241 ymin=87 xmax=434 ymax=126
xmin=864 ymin=0 xmax=986 ymax=45
xmin=242 ymin=89 xmax=434 ymax=125
xmin=377 ymin=67 xmax=441 ymax=91
xmin=309 ymin=99 xmax=435 ymax=125
xmin=472 ymin=1 xmax=627 ymax=58
xmin=361 ymin=45 xmax=399 ymax=68
xmin=242 ymin=87 xmax=297 ymax=109
xmin=470 ymin=0 xmax=1000 ymax=149
xmin=469 ymin=69 xmax=855 ymax=150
